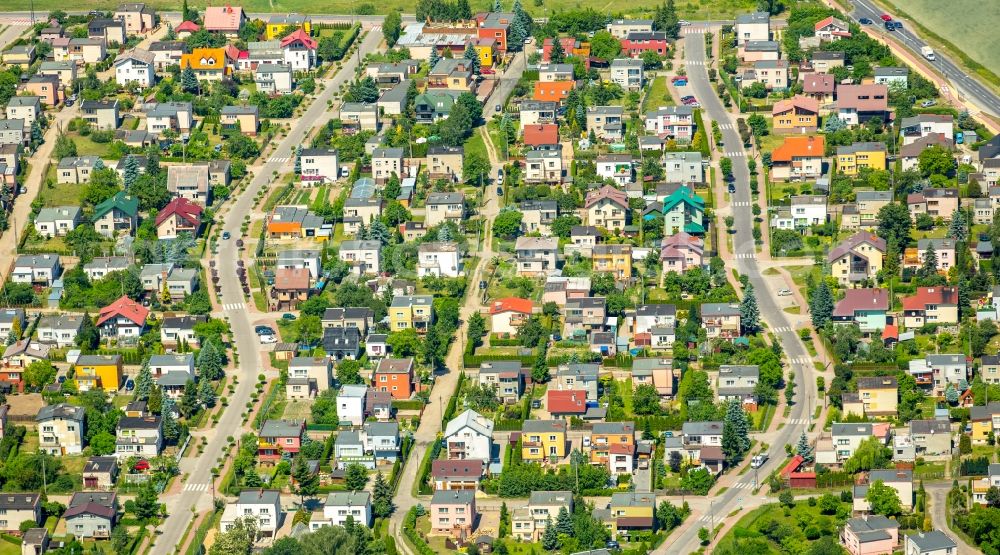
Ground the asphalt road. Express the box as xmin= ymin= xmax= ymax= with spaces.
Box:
xmin=847 ymin=0 xmax=1000 ymax=118
xmin=656 ymin=26 xmax=815 ymax=554
xmin=148 ymin=28 xmax=383 ymax=555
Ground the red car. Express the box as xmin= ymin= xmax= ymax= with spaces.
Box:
xmin=879 ymin=13 xmax=892 ymax=22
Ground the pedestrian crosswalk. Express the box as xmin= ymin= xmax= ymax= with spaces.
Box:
xmin=772 ymin=326 xmax=792 ymax=333
xmin=788 ymin=356 xmax=812 ymax=365
xmin=223 ymin=303 xmax=245 ymax=311
xmin=734 ymin=252 xmax=756 ymax=259
xmin=719 ymin=123 xmax=735 ymax=130
xmin=370 ymin=25 xmax=382 ymax=32
xmin=787 ymin=418 xmax=811 ymax=426
xmin=723 ymin=151 xmax=746 ymax=157
xmin=732 ymin=481 xmax=755 ymax=490
xmin=267 ymin=156 xmax=291 ymax=164
xmin=732 ymin=201 xmax=752 ymax=207
xmin=685 ymin=28 xmax=708 ymax=35
xmin=183 ymin=483 xmax=211 ymax=492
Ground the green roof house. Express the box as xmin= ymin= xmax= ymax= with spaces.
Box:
xmin=646 ymin=185 xmax=705 ymax=235
xmin=93 ymin=192 xmax=140 ymax=238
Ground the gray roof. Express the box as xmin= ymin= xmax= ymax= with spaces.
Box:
xmin=336 ymin=429 xmax=362 ymax=447
xmin=701 ymin=303 xmax=740 ymax=317
xmin=609 ymin=491 xmax=656 ymax=507
xmin=636 ymin=304 xmax=676 ymax=317
xmin=682 ymin=421 xmax=723 ymax=436
xmin=84 ymin=256 xmax=130 ymax=273
xmin=906 ymin=531 xmax=956 ymax=552
xmin=736 ymin=11 xmax=770 ymax=24
xmin=592 ymin=422 xmax=634 ymax=435
xmin=869 ymin=469 xmax=912 ymax=483
xmin=719 ymin=365 xmax=758 ymax=378
xmin=855 ymin=190 xmax=892 ymax=201
xmin=6 ymin=96 xmax=41 ymax=108
xmin=431 ymin=490 xmax=475 ymax=504
xmin=832 ymin=422 xmax=873 ymax=436
xmin=874 ymin=66 xmax=909 ymax=77
xmin=426 ymin=191 xmax=464 ymax=205
xmin=325 ymin=491 xmax=370 ymax=507
xmin=0 ymin=493 xmax=40 ymax=510
xmin=39 ymin=313 xmax=84 ymax=331
xmin=155 ymin=371 xmax=193 ymax=387
xmin=237 ymin=489 xmax=281 ymax=505
xmin=528 ymin=490 xmax=573 ymax=506
xmin=37 ymin=403 xmax=85 ymax=422
xmin=259 ymin=419 xmax=304 ymax=438
xmin=909 ymin=419 xmax=950 ymax=434
xmin=522 ymin=420 xmax=566 ymax=434
xmin=837 ymin=142 xmax=887 ymax=155
xmin=558 ymin=363 xmax=599 ymax=379
xmin=364 ymin=421 xmax=399 ymax=437
xmin=35 ymin=206 xmax=81 ymax=224
xmin=221 ymin=105 xmax=259 ymax=116
xmin=925 ymin=354 xmax=965 ymax=366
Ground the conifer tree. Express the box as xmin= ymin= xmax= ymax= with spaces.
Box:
xmin=372 ymin=471 xmax=395 ymax=517
xmin=135 ymin=361 xmax=153 ymax=400
xmin=161 ymin=396 xmax=180 ymax=441
xmin=809 ymin=280 xmax=834 ymax=328
xmin=555 ymin=506 xmax=573 ymax=535
xmin=541 ymin=516 xmax=559 ymax=550
xmin=463 ymin=42 xmax=481 ymax=74
xmin=549 ymin=37 xmax=565 ymax=63
xmin=740 ymin=283 xmax=761 ymax=334
xmin=948 ymin=208 xmax=968 ymax=243
xmin=291 ymin=453 xmax=319 ymax=503
xmin=198 ymin=378 xmax=216 ymax=408
xmin=123 ymin=155 xmax=139 ymax=192
xmin=796 ymin=431 xmax=814 ymax=463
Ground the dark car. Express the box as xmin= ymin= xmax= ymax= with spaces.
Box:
xmin=496 ymin=186 xmax=503 ymax=196
xmin=859 ymin=17 xmax=873 ymax=25
xmin=893 ymin=21 xmax=903 ymax=30
xmin=255 ymin=325 xmax=275 ymax=335
xmin=222 ymin=231 xmax=231 ymax=239
xmin=125 ymin=379 xmax=135 ymax=391
xmin=728 ymin=183 xmax=736 ymax=193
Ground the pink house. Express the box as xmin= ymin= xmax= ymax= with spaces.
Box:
xmin=258 ymin=419 xmax=305 ymax=463
xmin=841 ymin=515 xmax=899 ymax=555
xmin=430 ymin=489 xmax=477 ymax=540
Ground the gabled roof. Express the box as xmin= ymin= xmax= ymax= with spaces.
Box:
xmin=772 ymin=135 xmax=825 ymax=162
xmin=444 ymin=409 xmax=493 ymax=438
xmin=837 ymin=84 xmax=889 ymax=111
xmin=204 ymin=5 xmax=245 ymax=31
xmin=489 ymin=297 xmax=533 ymax=315
xmin=97 ymin=295 xmax=149 ymax=327
xmin=803 ymin=73 xmax=835 ymax=94
xmin=432 ymin=459 xmax=484 ymax=478
xmin=772 ymin=95 xmax=819 ymax=116
xmin=523 ymin=123 xmax=559 ymax=146
xmin=280 ymin=28 xmax=317 ymax=49
xmin=93 ymin=192 xmax=139 ymax=220
xmin=533 ymin=80 xmax=575 ymax=102
xmin=827 ymin=231 xmax=886 ymax=262
xmin=176 ymin=20 xmax=200 ymax=32
xmin=833 ymin=288 xmax=889 ymax=316
xmin=901 ymin=286 xmax=958 ymax=310
xmin=155 ymin=197 xmax=203 ymax=228
xmin=547 ymin=390 xmax=587 ymax=414
xmin=585 ymin=185 xmax=628 ymax=209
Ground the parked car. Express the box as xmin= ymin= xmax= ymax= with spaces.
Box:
xmin=583 ymin=437 xmax=591 ymax=448
xmin=125 ymin=379 xmax=135 ymax=391
xmin=728 ymin=183 xmax=736 ymax=193
xmin=255 ymin=325 xmax=275 ymax=335
xmin=260 ymin=334 xmax=277 ymax=344
xmin=222 ymin=231 xmax=231 ymax=240
xmin=281 ymin=313 xmax=297 ymax=321
xmin=496 ymin=186 xmax=503 ymax=196
xmin=859 ymin=17 xmax=873 ymax=25
xmin=778 ymin=289 xmax=792 ymax=296
xmin=751 ymin=454 xmax=769 ymax=468
xmin=921 ymin=99 xmax=937 ymax=107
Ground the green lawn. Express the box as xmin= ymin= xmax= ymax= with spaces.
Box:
xmin=714 ymin=499 xmax=850 ymax=553
xmin=37 ymin=167 xmax=82 ymax=207
xmin=70 ymin=133 xmax=114 ymax=158
xmin=786 ymin=265 xmax=822 ymax=289
xmin=642 ymin=75 xmax=675 ymax=113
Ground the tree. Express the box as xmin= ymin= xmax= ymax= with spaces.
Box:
xmin=198 ymin=340 xmax=224 ymax=381
xmin=148 ymin=386 xmax=163 ymax=415
xmin=549 ymin=37 xmax=566 ymax=63
xmin=463 ymin=150 xmax=491 ymax=185
xmin=680 ymin=467 xmax=714 ymax=495
xmin=388 ymin=328 xmax=421 ymax=358
xmin=76 ymin=313 xmax=100 ymax=350
xmin=590 ymin=31 xmax=622 ymax=60
xmin=668 ymin=450 xmax=682 ymax=473
xmin=633 ymin=384 xmax=662 ymax=415
xmin=948 ymin=208 xmax=968 ymax=242
xmin=463 ymin=42 xmax=481 ymax=74
xmin=291 ymin=454 xmax=319 ymax=503
xmin=292 ymin=315 xmax=322 ymax=344
xmin=818 ymin=493 xmax=839 ymax=515
xmin=866 ymin=480 xmax=903 ymax=516
xmin=698 ymin=527 xmax=710 ymax=545
xmin=180 ymin=68 xmax=199 ymax=93
xmin=345 ymin=463 xmax=369 ymax=491
xmin=918 ymin=145 xmax=954 ymax=177
xmin=122 ymin=155 xmax=140 ymax=192
xmin=809 ymin=280 xmax=834 ymax=329
xmin=844 ymin=436 xmax=892 ymax=473
xmin=226 ymin=134 xmax=261 ymax=160
xmin=161 ymin=397 xmax=180 ymax=442
xmin=959 ymin=433 xmax=972 ymax=454
xmin=919 ymin=243 xmax=939 ymax=279
xmin=53 ymin=131 xmax=78 ymax=159
xmin=876 ymin=203 xmax=912 ymax=247
xmin=89 ymin=431 xmax=116 ymax=455
xmin=198 ymin=378 xmax=217 ymax=408
xmin=722 ymin=399 xmax=751 ymax=464
xmin=796 ymin=432 xmax=813 ymax=463
xmin=310 ymin=389 xmax=339 ymax=425
xmin=383 ymin=10 xmax=402 ymax=47
xmin=541 ymin=516 xmax=559 ymax=550
xmin=372 ymin=470 xmax=395 ymax=517
xmin=209 ymin=516 xmax=257 ymax=555
xmin=492 ymin=208 xmax=523 ymax=239
xmin=133 ymin=482 xmax=160 ymax=521
xmin=345 ymin=77 xmax=380 ymax=103
xmin=23 ymin=360 xmax=57 ymax=389
xmin=555 ymin=505 xmax=573 ymax=536
xmin=655 ymin=0 xmax=681 ymax=39
xmin=746 ymin=114 xmax=768 ymax=138
xmin=740 ymin=284 xmax=761 ymax=334
xmin=516 ymin=315 xmax=545 ymax=349
xmin=986 ymin=486 xmax=1000 ymax=507
xmin=180 ymin=380 xmax=199 ymax=417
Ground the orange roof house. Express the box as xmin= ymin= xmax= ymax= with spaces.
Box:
xmin=180 ymin=47 xmax=230 ymax=79
xmin=204 ymin=5 xmax=247 ymax=34
xmin=489 ymin=297 xmax=533 ymax=336
xmin=770 ymin=135 xmax=825 ymax=181
xmin=533 ymin=80 xmax=575 ymax=103
xmin=523 ymin=124 xmax=559 ymax=146
xmin=772 ymin=95 xmax=820 ymax=133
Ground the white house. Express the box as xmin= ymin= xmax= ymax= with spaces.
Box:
xmin=900 ymin=114 xmax=954 ymax=146
xmin=255 ymin=63 xmax=294 ymax=95
xmin=634 ymin=304 xmax=677 ymax=335
xmin=417 ymin=242 xmax=463 ymax=278
xmin=443 ymin=409 xmax=494 ymax=461
xmin=314 ymin=491 xmax=371 ymax=530
xmin=596 ymin=154 xmax=635 ymax=185
xmin=337 ymin=384 xmax=367 ymax=427
xmin=221 ymin=490 xmax=282 ymax=538
xmin=904 ymin=531 xmax=957 ymax=555
xmin=339 ymin=240 xmax=381 ymax=275
xmin=12 ymin=254 xmax=61 ymax=286
xmin=300 ymin=148 xmax=339 ymax=185
xmin=34 ymin=206 xmax=82 ymax=238
xmin=114 ymin=48 xmax=156 ymax=89
xmin=644 ymin=106 xmax=695 ymax=140
xmin=148 ymin=354 xmax=195 ymax=379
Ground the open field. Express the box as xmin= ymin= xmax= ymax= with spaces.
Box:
xmin=2 ymin=0 xmax=757 ymax=18
xmin=881 ymin=0 xmax=1000 ymax=83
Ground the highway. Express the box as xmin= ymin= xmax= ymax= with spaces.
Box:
xmin=658 ymin=26 xmax=816 ymax=554
xmin=149 ymin=28 xmax=383 ymax=555
xmin=846 ymin=0 xmax=1000 ymax=118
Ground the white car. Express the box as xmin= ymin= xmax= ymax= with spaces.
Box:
xmin=583 ymin=436 xmax=592 ymax=448
xmin=777 ymin=289 xmax=792 ymax=296
xmin=260 ymin=334 xmax=277 ymax=344
xmin=679 ymin=20 xmax=691 ymax=26
xmin=751 ymin=454 xmax=769 ymax=469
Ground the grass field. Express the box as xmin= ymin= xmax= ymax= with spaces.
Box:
xmin=5 ymin=0 xmax=756 ymax=18
xmin=882 ymin=0 xmax=1000 ymax=82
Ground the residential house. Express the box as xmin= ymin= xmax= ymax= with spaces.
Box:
xmin=417 ymin=242 xmax=463 ymax=278
xmin=12 ymin=254 xmax=61 ymax=286
xmin=904 ymin=531 xmax=957 ymax=555
xmin=53 ymin=38 xmax=106 ymax=63
xmin=21 ymin=527 xmax=48 ymax=555
xmin=83 ymin=256 xmax=130 ymax=281
xmin=148 ymin=41 xmax=188 ymax=70
xmin=0 ymin=494 xmax=40 ymax=532
xmin=166 ymin=165 xmax=211 ymax=205
xmin=660 ymin=232 xmax=705 ymax=275
xmin=115 ymin=3 xmax=156 ymax=33
xmin=717 ymin=365 xmax=760 ymax=409
xmin=827 ymin=232 xmax=886 ymax=286
xmin=478 ymin=12 xmax=513 ymax=53
xmin=556 ymin=363 xmax=600 ymax=401
xmin=316 ymin=491 xmax=371 ymax=529
xmin=36 ymin=404 xmax=84 ymax=455
xmin=77 ymin=100 xmax=120 ymax=130
xmin=855 ymin=469 xmax=914 ymax=511
xmin=620 ymin=31 xmax=669 ymax=57
xmin=64 ymin=492 xmax=117 ymax=538
xmin=520 ymin=200 xmax=558 ymax=235
xmin=258 ymin=419 xmax=305 ymax=463
xmin=362 ymin=421 xmax=400 ymax=462
xmin=565 ymin=226 xmax=600 ymax=257
xmin=320 ymin=327 xmax=361 ymax=361
xmin=0 ymin=341 xmax=49 ymax=389
xmin=811 ymin=51 xmax=847 ymax=73
xmin=874 ymin=66 xmax=909 ymax=87
xmin=902 ymin=286 xmax=959 ymax=329
xmin=837 ymin=142 xmax=888 ymax=175
xmin=532 ymin=80 xmax=575 ymax=104
xmin=265 ymin=13 xmax=311 ymax=40
xmin=96 ymin=296 xmax=148 ymax=341
xmin=523 ymin=123 xmax=559 ymax=147
xmin=563 ymin=297 xmax=607 ymax=338
xmin=735 ymin=12 xmax=771 ymax=45
xmin=286 ymin=357 xmax=331 ymax=400
xmin=114 ymin=48 xmax=156 ymax=88
xmin=662 ymin=151 xmax=704 ymax=184
xmin=5 ymin=96 xmax=41 ymax=128
xmin=750 ymin=59 xmax=789 ymax=90
xmin=2 ymin=45 xmax=35 ymax=65
xmin=342 ymin=198 xmax=383 ymax=236
xmin=803 ymin=73 xmax=836 ymax=105
xmin=607 ymin=19 xmax=654 ymax=39
xmin=514 ymin=236 xmax=559 ymax=277
xmin=971 ymin=403 xmax=1000 ymax=443
xmin=588 ymin=107 xmax=625 ymax=142
xmin=519 ymin=101 xmax=558 ymax=127
xmin=644 ymin=105 xmax=694 ymax=139
xmin=320 ymin=306 xmax=374 ymax=333
xmin=220 ymin=105 xmax=260 ymax=135
xmin=538 ymin=63 xmax=574 ymax=82
xmin=586 ymin=185 xmax=630 ymax=230
xmin=511 ymin=491 xmax=572 ymax=541
xmin=590 ymin=422 xmax=635 ymax=475
xmin=739 ymin=40 xmax=780 ymax=61
xmin=333 ymin=430 xmax=370 ymax=469
xmin=771 ymin=135 xmax=825 ymax=181
xmin=340 ymin=102 xmax=380 ymax=133
xmin=901 ymin=134 xmax=953 ymax=172
xmin=368 ymin=147 xmax=403 ymax=183
xmin=444 ymin=409 xmax=493 ymax=461
xmin=489 ymin=297 xmax=533 ymax=336
xmin=0 ymin=120 xmax=25 ymax=147
xmin=115 ymin=415 xmax=162 ymax=457
xmin=220 ymin=490 xmax=281 ymax=539
xmin=771 ymin=195 xmax=827 ymax=230
xmin=430 ymin=490 xmax=476 ymax=539
xmin=852 ymin=376 xmax=899 ymax=417
xmin=610 ymin=58 xmax=644 ymax=90
xmin=255 ymin=63 xmax=293 ymax=94
xmin=75 ymin=354 xmax=124 ymax=392
xmin=144 ymin=101 xmax=193 ymax=135
xmin=414 ymin=90 xmax=460 ymax=123
xmin=427 ymin=145 xmax=464 ymax=182
xmin=373 ymin=357 xmax=415 ymax=399
xmin=607 ymin=492 xmax=657 ymax=537
xmin=836 ymin=84 xmax=889 ymax=126
xmin=701 ymin=303 xmax=741 ymax=340
xmin=339 ymin=240 xmax=381 ymax=275
xmin=908 ymin=190 xmax=959 ymax=221
xmin=82 ymin=456 xmax=119 ymax=490
xmin=856 ymin=190 xmax=892 ymax=228
xmin=92 ymin=192 xmax=139 ymax=238
xmin=922 ymin=354 xmax=969 ymax=396
xmin=478 ymin=361 xmax=524 ymax=404
xmin=267 ymin=205 xmax=329 ymax=239
xmin=593 ymin=244 xmax=632 ymax=280
xmin=832 ymin=288 xmax=890 ymax=333
xmin=431 ymin=459 xmax=484 ymax=491
xmin=521 ymin=420 xmax=567 ymax=461
xmin=34 ymin=206 xmax=81 ymax=238
xmin=299 ymin=148 xmax=338 ymax=184
xmin=841 ymin=516 xmax=899 ymax=555
xmin=828 ymin=423 xmax=878 ymax=463
xmin=155 ymin=197 xmax=203 ymax=239
xmin=657 ymin=185 xmax=706 ymax=235
xmin=269 ymin=267 xmax=311 ymax=310
xmin=389 ymin=296 xmax=434 ymax=334
xmin=909 ymin=419 xmax=952 ymax=456
xmin=36 ymin=314 xmax=84 ymax=347
xmin=524 ymin=147 xmax=564 ymax=183
xmin=815 ymin=16 xmax=851 ymax=41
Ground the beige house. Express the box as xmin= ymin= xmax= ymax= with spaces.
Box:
xmin=512 ymin=491 xmax=573 ymax=541
xmin=53 ymin=38 xmax=107 ymax=64
xmin=57 ymin=156 xmax=102 ymax=184
xmin=371 ymin=147 xmax=404 ymax=183
xmin=427 ymin=146 xmax=464 ymax=183
xmin=220 ymin=105 xmax=259 ymax=136
xmin=38 ymin=61 xmax=77 ymax=91
xmin=5 ymin=96 xmax=42 ymax=128
xmin=79 ymin=100 xmax=120 ymax=131
xmin=425 ymin=192 xmax=465 ymax=227
xmin=0 ymin=493 xmax=41 ymax=533
xmin=827 ymin=232 xmax=886 ymax=287
xmin=701 ymin=303 xmax=741 ymax=340
xmin=36 ymin=404 xmax=85 ymax=455
xmin=520 ymin=200 xmax=558 ymax=235
xmin=515 ymin=237 xmax=559 ymax=277
xmin=339 ymin=102 xmax=380 ymax=132
xmin=585 ymin=185 xmax=629 ymax=231
xmin=115 ymin=3 xmax=157 ymax=33
xmin=343 ymin=198 xmax=383 ymax=235
xmin=524 ymin=148 xmax=563 ymax=183
xmin=430 ymin=490 xmax=476 ymax=539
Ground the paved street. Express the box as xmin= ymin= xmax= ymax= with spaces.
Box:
xmin=653 ymin=26 xmax=816 ymax=554
xmin=148 ymin=28 xmax=383 ymax=555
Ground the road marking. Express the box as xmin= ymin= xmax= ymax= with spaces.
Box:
xmin=719 ymin=123 xmax=734 ymax=130
xmin=734 ymin=252 xmax=756 ymax=259
xmin=725 ymin=151 xmax=746 ymax=157
xmin=223 ymin=303 xmax=245 ymax=311
xmin=772 ymin=326 xmax=791 ymax=333
xmin=183 ymin=483 xmax=210 ymax=492
xmin=267 ymin=156 xmax=291 ymax=164
xmin=787 ymin=418 xmax=810 ymax=425
xmin=684 ymin=28 xmax=706 ymax=35
xmin=732 ymin=201 xmax=752 ymax=207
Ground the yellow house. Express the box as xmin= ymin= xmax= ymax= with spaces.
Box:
xmin=608 ymin=492 xmax=656 ymax=532
xmin=771 ymin=95 xmax=819 ymax=133
xmin=971 ymin=402 xmax=1000 ymax=443
xmin=388 ymin=295 xmax=434 ymax=334
xmin=836 ymin=142 xmax=887 ymax=176
xmin=74 ymin=354 xmax=124 ymax=391
xmin=855 ymin=376 xmax=898 ymax=417
xmin=521 ymin=420 xmax=567 ymax=461
xmin=592 ymin=244 xmax=632 ymax=280
xmin=474 ymin=37 xmax=497 ymax=68
xmin=179 ymin=47 xmax=230 ymax=81
xmin=265 ymin=14 xmax=311 ymax=40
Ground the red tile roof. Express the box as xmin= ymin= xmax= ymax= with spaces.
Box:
xmin=837 ymin=84 xmax=889 ymax=111
xmin=97 ymin=295 xmax=149 ymax=327
xmin=882 ymin=325 xmax=898 ymax=341
xmin=803 ymin=73 xmax=835 ymax=94
xmin=901 ymin=286 xmax=958 ymax=310
xmin=155 ymin=197 xmax=203 ymax=228
xmin=533 ymin=80 xmax=574 ymax=102
xmin=832 ymin=288 xmax=889 ymax=317
xmin=176 ymin=20 xmax=200 ymax=32
xmin=281 ymin=28 xmax=317 ymax=49
xmin=780 ymin=454 xmax=804 ymax=478
xmin=274 ymin=267 xmax=310 ymax=290
xmin=204 ymin=5 xmax=245 ymax=32
xmin=772 ymin=95 xmax=819 ymax=116
xmin=431 ymin=459 xmax=485 ymax=478
xmin=772 ymin=135 xmax=825 ymax=162
xmin=609 ymin=443 xmax=634 ymax=455
xmin=523 ymin=123 xmax=559 ymax=146
xmin=489 ymin=297 xmax=533 ymax=315
xmin=547 ymin=390 xmax=587 ymax=414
